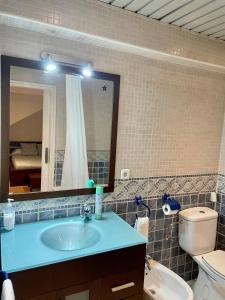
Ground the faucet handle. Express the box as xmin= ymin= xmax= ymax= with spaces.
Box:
xmin=145 ymin=254 xmax=152 ymax=261
xmin=145 ymin=255 xmax=152 ymax=271
xmin=80 ymin=203 xmax=92 ymax=220
xmin=83 ymin=203 xmax=91 ymax=213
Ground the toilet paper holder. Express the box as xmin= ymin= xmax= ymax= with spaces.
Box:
xmin=134 ymin=196 xmax=151 ymax=218
xmin=162 ymin=193 xmax=181 ymax=212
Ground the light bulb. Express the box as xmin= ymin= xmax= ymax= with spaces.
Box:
xmin=82 ymin=63 xmax=93 ymax=77
xmin=45 ymin=63 xmax=57 ymax=71
xmin=44 ymin=55 xmax=57 ymax=72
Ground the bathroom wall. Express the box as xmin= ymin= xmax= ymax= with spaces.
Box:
xmin=1 ymin=0 xmax=225 ymax=281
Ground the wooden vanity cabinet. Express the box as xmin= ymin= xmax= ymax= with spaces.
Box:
xmin=21 ymin=292 xmax=57 ymax=300
xmin=10 ymin=244 xmax=146 ymax=300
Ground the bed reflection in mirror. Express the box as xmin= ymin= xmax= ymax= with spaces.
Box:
xmin=9 ymin=66 xmax=113 ymax=194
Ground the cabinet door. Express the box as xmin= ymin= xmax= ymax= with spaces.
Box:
xmin=56 ymin=281 xmax=101 ymax=300
xmin=61 ymin=290 xmax=89 ymax=300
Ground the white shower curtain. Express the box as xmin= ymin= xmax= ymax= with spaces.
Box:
xmin=61 ymin=75 xmax=89 ymax=189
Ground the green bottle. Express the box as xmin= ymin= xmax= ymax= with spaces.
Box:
xmin=95 ymin=185 xmax=103 ymax=220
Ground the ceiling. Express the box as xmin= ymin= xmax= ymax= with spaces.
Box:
xmin=98 ymin=0 xmax=225 ymax=42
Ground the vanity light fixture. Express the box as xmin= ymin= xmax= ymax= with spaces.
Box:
xmin=40 ymin=51 xmax=93 ymax=77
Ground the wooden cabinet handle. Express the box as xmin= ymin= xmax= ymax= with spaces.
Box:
xmin=111 ymin=282 xmax=135 ymax=292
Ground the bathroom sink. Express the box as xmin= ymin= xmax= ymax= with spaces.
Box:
xmin=40 ymin=222 xmax=101 ymax=251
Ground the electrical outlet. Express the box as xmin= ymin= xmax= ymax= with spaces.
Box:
xmin=121 ymin=169 xmax=130 ymax=180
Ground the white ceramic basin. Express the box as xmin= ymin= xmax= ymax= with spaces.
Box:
xmin=40 ymin=222 xmax=101 ymax=251
xmin=143 ymin=260 xmax=193 ymax=300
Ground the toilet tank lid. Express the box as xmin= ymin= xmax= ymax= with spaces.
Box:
xmin=179 ymin=207 xmax=218 ymax=221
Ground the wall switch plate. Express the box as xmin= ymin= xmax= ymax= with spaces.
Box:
xmin=121 ymin=169 xmax=130 ymax=180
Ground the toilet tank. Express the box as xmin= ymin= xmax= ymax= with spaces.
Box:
xmin=179 ymin=207 xmax=218 ymax=256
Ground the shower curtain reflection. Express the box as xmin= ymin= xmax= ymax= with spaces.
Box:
xmin=61 ymin=75 xmax=89 ymax=189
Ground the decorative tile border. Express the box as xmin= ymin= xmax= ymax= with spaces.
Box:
xmin=0 ymin=173 xmax=217 ymax=214
xmin=87 ymin=150 xmax=110 ymax=162
xmin=113 ymin=173 xmax=217 ymax=200
xmin=55 ymin=150 xmax=110 ymax=162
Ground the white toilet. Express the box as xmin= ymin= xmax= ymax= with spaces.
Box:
xmin=179 ymin=207 xmax=225 ymax=300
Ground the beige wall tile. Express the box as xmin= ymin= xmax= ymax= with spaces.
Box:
xmin=1 ymin=0 xmax=225 ymax=66
xmin=1 ymin=0 xmax=225 ymax=180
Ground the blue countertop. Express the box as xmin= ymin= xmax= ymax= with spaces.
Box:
xmin=1 ymin=212 xmax=146 ymax=273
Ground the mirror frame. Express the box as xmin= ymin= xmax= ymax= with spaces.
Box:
xmin=1 ymin=55 xmax=120 ymax=202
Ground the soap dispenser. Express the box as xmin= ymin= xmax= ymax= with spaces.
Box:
xmin=3 ymin=198 xmax=15 ymax=231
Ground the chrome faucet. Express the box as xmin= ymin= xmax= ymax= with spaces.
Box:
xmin=145 ymin=255 xmax=152 ymax=271
xmin=80 ymin=203 xmax=92 ymax=222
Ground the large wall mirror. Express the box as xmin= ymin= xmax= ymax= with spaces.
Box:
xmin=1 ymin=56 xmax=120 ymax=201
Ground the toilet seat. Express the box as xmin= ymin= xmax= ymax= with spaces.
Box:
xmin=202 ymin=250 xmax=225 ymax=280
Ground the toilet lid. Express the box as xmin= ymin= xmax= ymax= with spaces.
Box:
xmin=202 ymin=250 xmax=225 ymax=278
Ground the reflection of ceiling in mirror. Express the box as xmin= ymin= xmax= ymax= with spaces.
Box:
xmin=10 ymin=89 xmax=43 ymax=126
xmin=10 ymin=86 xmax=43 ymax=96
xmin=10 ymin=84 xmax=44 ymax=142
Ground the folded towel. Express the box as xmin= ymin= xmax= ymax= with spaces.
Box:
xmin=1 ymin=279 xmax=15 ymax=300
xmin=134 ymin=217 xmax=149 ymax=241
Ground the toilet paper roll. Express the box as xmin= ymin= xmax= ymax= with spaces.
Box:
xmin=210 ymin=192 xmax=217 ymax=203
xmin=162 ymin=204 xmax=178 ymax=216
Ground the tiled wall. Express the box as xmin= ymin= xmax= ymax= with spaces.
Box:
xmin=54 ymin=150 xmax=64 ymax=187
xmin=88 ymin=160 xmax=109 ymax=185
xmin=216 ymin=174 xmax=225 ymax=252
xmin=216 ymin=193 xmax=225 ymax=252
xmin=2 ymin=0 xmax=225 ymax=66
xmin=54 ymin=150 xmax=109 ymax=186
xmin=1 ymin=26 xmax=225 ymax=179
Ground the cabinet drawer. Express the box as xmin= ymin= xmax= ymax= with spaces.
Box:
xmin=100 ymin=269 xmax=143 ymax=300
